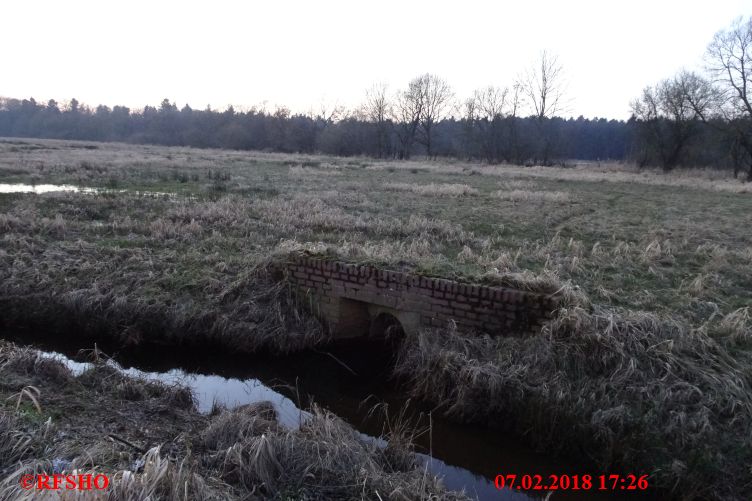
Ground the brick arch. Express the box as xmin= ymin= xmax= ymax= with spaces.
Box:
xmin=280 ymin=253 xmax=559 ymax=338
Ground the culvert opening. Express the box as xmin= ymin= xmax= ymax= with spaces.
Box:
xmin=368 ymin=312 xmax=407 ymax=360
xmin=369 ymin=312 xmax=406 ymax=340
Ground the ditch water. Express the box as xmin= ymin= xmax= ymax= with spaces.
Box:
xmin=1 ymin=330 xmax=648 ymax=501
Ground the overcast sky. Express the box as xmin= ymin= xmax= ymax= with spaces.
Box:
xmin=2 ymin=0 xmax=751 ymax=120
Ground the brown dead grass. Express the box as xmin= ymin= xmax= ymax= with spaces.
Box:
xmin=393 ymin=305 xmax=752 ymax=501
xmin=492 ymin=189 xmax=571 ymax=202
xmin=385 ymin=182 xmax=479 ymax=197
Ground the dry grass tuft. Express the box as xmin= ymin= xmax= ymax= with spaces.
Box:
xmin=289 ymin=164 xmax=342 ymax=176
xmin=0 ymin=413 xmax=42 ymax=471
xmin=250 ymin=194 xmax=471 ymax=243
xmin=498 ymin=179 xmax=539 ymax=190
xmin=106 ymin=448 xmax=227 ymax=500
xmin=0 ymin=344 xmax=73 ymax=384
xmin=385 ymin=182 xmax=479 ymax=197
xmin=715 ymin=307 xmax=752 ymax=345
xmin=200 ymin=402 xmax=280 ymax=450
xmin=492 ymin=189 xmax=571 ymax=202
xmin=210 ymin=404 xmax=465 ymax=500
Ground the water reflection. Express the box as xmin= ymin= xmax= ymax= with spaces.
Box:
xmin=0 ymin=183 xmax=80 ymax=194
xmin=0 ymin=183 xmax=181 ymax=198
xmin=418 ymin=454 xmax=531 ymax=500
xmin=37 ymin=350 xmax=532 ymax=501
xmin=39 ymin=352 xmax=309 ymax=427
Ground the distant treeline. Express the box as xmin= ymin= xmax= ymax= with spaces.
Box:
xmin=0 ymin=96 xmax=627 ymax=161
xmin=0 ymin=95 xmax=742 ymax=173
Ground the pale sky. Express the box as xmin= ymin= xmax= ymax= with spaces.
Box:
xmin=2 ymin=0 xmax=751 ymax=120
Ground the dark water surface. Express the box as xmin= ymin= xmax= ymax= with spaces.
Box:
xmin=2 ymin=330 xmax=652 ymax=500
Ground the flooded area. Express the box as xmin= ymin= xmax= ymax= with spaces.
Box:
xmin=0 ymin=183 xmax=182 ymax=198
xmin=1 ymin=330 xmax=648 ymax=501
xmin=0 ymin=183 xmax=81 ymax=194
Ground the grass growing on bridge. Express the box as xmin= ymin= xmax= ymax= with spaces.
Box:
xmin=1 ymin=138 xmax=752 ymax=499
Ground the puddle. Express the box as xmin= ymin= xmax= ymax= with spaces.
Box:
xmin=3 ymin=331 xmax=648 ymax=501
xmin=0 ymin=183 xmax=81 ymax=194
xmin=0 ymin=183 xmax=182 ymax=198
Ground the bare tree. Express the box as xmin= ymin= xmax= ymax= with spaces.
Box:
xmin=706 ymin=16 xmax=752 ymax=179
xmin=461 ymin=95 xmax=478 ymax=159
xmin=393 ymin=77 xmax=425 ymax=159
xmin=364 ymin=83 xmax=391 ymax=158
xmin=473 ymin=86 xmax=508 ymax=120
xmin=507 ymin=82 xmax=523 ymax=163
xmin=462 ymin=83 xmax=525 ymax=163
xmin=469 ymin=86 xmax=509 ymax=162
xmin=309 ymin=100 xmax=345 ymax=124
xmin=680 ymin=71 xmax=720 ymax=122
xmin=520 ymin=51 xmax=567 ymax=164
xmin=522 ymin=50 xmax=566 ymax=120
xmin=631 ymin=71 xmax=713 ymax=171
xmin=415 ymin=74 xmax=454 ymax=158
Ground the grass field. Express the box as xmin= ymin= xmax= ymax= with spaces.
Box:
xmin=1 ymin=137 xmax=751 ymax=499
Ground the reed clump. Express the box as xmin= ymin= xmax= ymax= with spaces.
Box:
xmin=393 ymin=306 xmax=752 ymax=501
xmin=0 ymin=259 xmax=326 ymax=354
